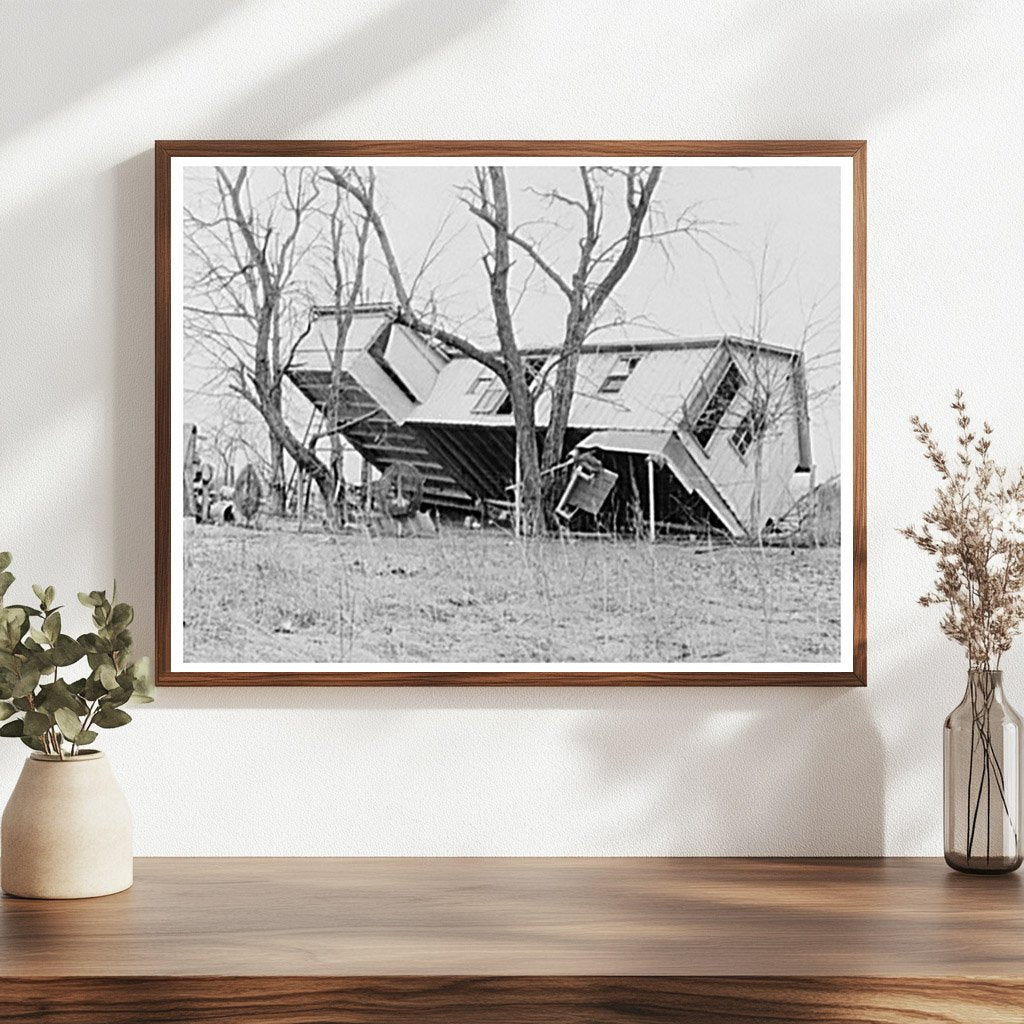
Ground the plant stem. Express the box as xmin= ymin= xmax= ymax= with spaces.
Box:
xmin=53 ymin=666 xmax=64 ymax=760
xmin=964 ymin=673 xmax=1018 ymax=863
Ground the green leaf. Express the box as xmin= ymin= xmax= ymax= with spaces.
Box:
xmin=28 ymin=627 xmax=49 ymax=646
xmin=127 ymin=657 xmax=155 ymax=703
xmin=83 ymin=675 xmax=108 ymax=701
xmin=22 ymin=711 xmax=51 ymax=738
xmin=98 ymin=663 xmax=118 ymax=690
xmin=44 ymin=586 xmax=55 ymax=608
xmin=11 ymin=665 xmax=41 ymax=699
xmin=80 ymin=635 xmax=112 ymax=656
xmin=49 ymin=635 xmax=85 ymax=667
xmin=19 ymin=735 xmax=45 ymax=752
xmin=53 ymin=707 xmax=85 ymax=742
xmin=104 ymin=684 xmax=132 ymax=708
xmin=0 ymin=701 xmax=16 ymax=721
xmin=110 ymin=603 xmax=134 ymax=630
xmin=0 ymin=572 xmax=14 ymax=601
xmin=0 ymin=553 xmax=11 ymax=573
xmin=113 ymin=629 xmax=134 ymax=654
xmin=0 ymin=607 xmax=26 ymax=651
xmin=0 ymin=719 xmax=24 ymax=737
xmin=93 ymin=705 xmax=131 ymax=729
xmin=78 ymin=592 xmax=100 ymax=608
xmin=42 ymin=611 xmax=60 ymax=644
xmin=36 ymin=679 xmax=88 ymax=717
xmin=6 ymin=604 xmax=42 ymax=619
xmin=31 ymin=584 xmax=48 ymax=609
xmin=74 ymin=730 xmax=97 ymax=747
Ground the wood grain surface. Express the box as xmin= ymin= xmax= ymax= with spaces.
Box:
xmin=0 ymin=976 xmax=1022 ymax=1024
xmin=155 ymin=139 xmax=867 ymax=688
xmin=1 ymin=857 xmax=1020 ymax=1022
xmin=3 ymin=856 xmax=1022 ymax=977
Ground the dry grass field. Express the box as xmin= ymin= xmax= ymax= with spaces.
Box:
xmin=182 ymin=522 xmax=841 ymax=665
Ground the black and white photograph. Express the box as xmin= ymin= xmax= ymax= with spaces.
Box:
xmin=163 ymin=148 xmax=859 ymax=681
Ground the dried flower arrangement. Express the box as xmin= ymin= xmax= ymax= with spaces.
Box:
xmin=902 ymin=391 xmax=1024 ymax=670
xmin=903 ymin=391 xmax=1024 ymax=870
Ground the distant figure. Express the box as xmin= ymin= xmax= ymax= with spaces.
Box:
xmin=374 ymin=461 xmax=424 ymax=536
xmin=193 ymin=461 xmax=214 ymax=523
xmin=233 ymin=464 xmax=263 ymax=527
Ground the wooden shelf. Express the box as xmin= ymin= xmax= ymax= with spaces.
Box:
xmin=2 ymin=857 xmax=1022 ymax=1022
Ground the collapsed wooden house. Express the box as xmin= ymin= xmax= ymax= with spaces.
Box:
xmin=286 ymin=306 xmax=814 ymax=538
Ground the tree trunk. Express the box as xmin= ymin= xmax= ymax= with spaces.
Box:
xmin=268 ymin=432 xmax=286 ymax=516
xmin=485 ymin=168 xmax=545 ymax=535
xmin=751 ymin=437 xmax=764 ymax=541
xmin=326 ymin=339 xmax=347 ymax=528
xmin=255 ymin=377 xmax=335 ymax=515
xmin=539 ymin=316 xmax=589 ymax=518
xmin=509 ymin=398 xmax=543 ymax=536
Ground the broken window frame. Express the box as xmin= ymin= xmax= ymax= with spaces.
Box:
xmin=467 ymin=354 xmax=555 ymax=415
xmin=688 ymin=351 xmax=746 ymax=451
xmin=366 ymin=324 xmax=418 ymax=403
xmin=730 ymin=402 xmax=768 ymax=459
xmin=471 ymin=373 xmax=509 ymax=414
xmin=467 ymin=366 xmax=495 ymax=395
xmin=597 ymin=353 xmax=643 ymax=395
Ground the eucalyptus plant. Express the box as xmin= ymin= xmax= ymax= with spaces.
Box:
xmin=0 ymin=552 xmax=153 ymax=759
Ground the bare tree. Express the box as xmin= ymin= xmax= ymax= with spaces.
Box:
xmin=184 ymin=166 xmax=370 ymax=524
xmin=466 ymin=167 xmax=665 ymax=482
xmin=467 ymin=167 xmax=545 ymax=533
xmin=321 ymin=182 xmax=373 ymax=525
xmin=326 ymin=164 xmax=717 ymax=531
xmin=324 ymin=167 xmax=542 ymax=527
xmin=739 ymin=240 xmax=839 ymax=539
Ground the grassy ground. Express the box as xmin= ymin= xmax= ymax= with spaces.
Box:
xmin=182 ymin=522 xmax=841 ymax=665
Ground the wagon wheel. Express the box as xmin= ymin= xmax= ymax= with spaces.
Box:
xmin=376 ymin=461 xmax=424 ymax=520
xmin=233 ymin=463 xmax=263 ymax=526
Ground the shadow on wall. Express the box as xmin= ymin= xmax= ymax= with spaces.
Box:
xmin=146 ymin=682 xmax=885 ymax=856
xmin=205 ymin=0 xmax=505 ymax=138
xmin=105 ymin=0 xmax=508 ymax=658
xmin=725 ymin=0 xmax=974 ymax=134
xmin=3 ymin=0 xmax=980 ymax=854
xmin=112 ymin=151 xmax=156 ymax=658
xmin=874 ymin=629 xmax=970 ymax=857
xmin=0 ymin=2 xmax=237 ymax=138
xmin=572 ymin=687 xmax=884 ymax=855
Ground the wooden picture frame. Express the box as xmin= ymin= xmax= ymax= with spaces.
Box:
xmin=156 ymin=140 xmax=866 ymax=686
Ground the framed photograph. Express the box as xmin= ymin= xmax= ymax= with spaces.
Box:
xmin=156 ymin=141 xmax=865 ymax=686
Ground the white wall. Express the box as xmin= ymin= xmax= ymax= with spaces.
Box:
xmin=1 ymin=0 xmax=1021 ymax=855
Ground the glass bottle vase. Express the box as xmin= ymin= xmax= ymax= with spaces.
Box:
xmin=944 ymin=669 xmax=1023 ymax=873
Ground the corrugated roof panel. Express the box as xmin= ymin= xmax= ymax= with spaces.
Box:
xmin=408 ymin=345 xmax=719 ymax=431
xmin=574 ymin=429 xmax=676 ymax=458
xmin=406 ymin=358 xmax=502 ymax=425
xmin=558 ymin=347 xmax=714 ymax=430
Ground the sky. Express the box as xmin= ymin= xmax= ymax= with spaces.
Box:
xmin=181 ymin=160 xmax=843 ymax=482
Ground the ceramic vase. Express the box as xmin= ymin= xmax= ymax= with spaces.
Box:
xmin=1 ymin=751 xmax=133 ymax=898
